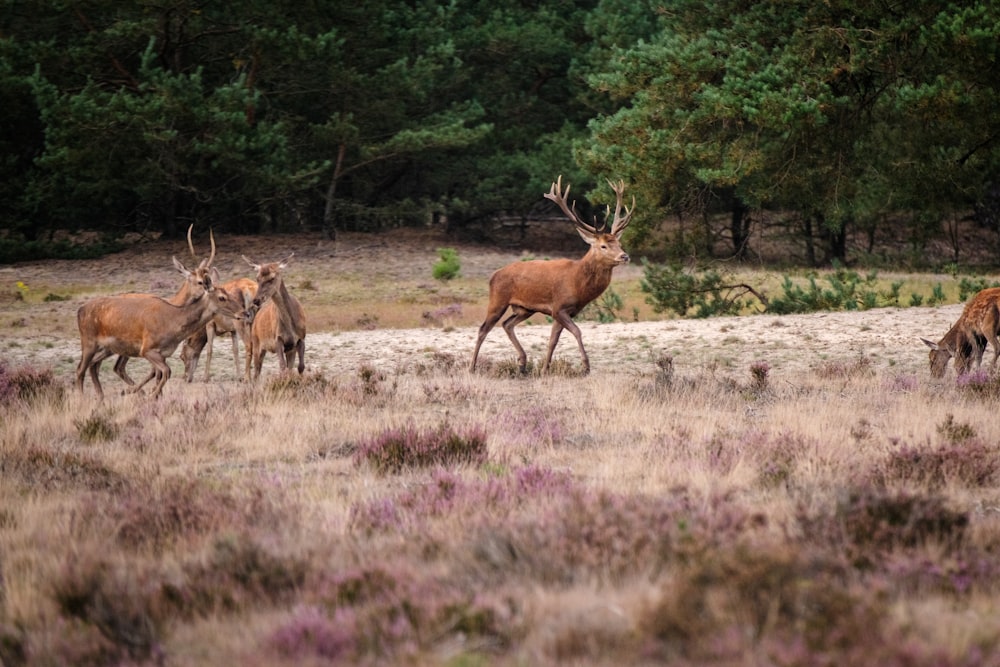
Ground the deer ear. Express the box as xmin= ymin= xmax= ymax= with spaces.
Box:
xmin=172 ymin=256 xmax=191 ymax=277
xmin=576 ymin=227 xmax=597 ymax=245
xmin=921 ymin=338 xmax=940 ymax=350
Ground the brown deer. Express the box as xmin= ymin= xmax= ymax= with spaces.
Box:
xmin=113 ymin=225 xmax=217 ymax=388
xmin=242 ymin=253 xmax=306 ymax=380
xmin=75 ymin=260 xmax=245 ymax=399
xmin=470 ymin=176 xmax=633 ymax=374
xmin=921 ymin=287 xmax=1000 ymax=377
xmin=180 ymin=277 xmax=258 ymax=382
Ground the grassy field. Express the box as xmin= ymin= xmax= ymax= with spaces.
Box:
xmin=2 ymin=229 xmax=1000 ymax=666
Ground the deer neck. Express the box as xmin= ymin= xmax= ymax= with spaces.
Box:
xmin=173 ymin=291 xmax=219 ymax=337
xmin=575 ymin=252 xmax=616 ymax=299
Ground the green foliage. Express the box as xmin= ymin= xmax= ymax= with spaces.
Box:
xmin=640 ymin=259 xmax=750 ymax=318
xmin=432 ymin=247 xmax=461 ymax=281
xmin=766 ymin=265 xmax=901 ymax=315
xmin=579 ymin=287 xmax=624 ymax=323
xmin=958 ymin=277 xmax=1000 ymax=301
xmin=0 ymin=238 xmax=124 ymax=264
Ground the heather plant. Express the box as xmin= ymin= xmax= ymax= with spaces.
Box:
xmin=179 ymin=533 xmax=309 ymax=614
xmin=3 ymin=445 xmax=128 ymax=493
xmin=496 ymin=405 xmax=565 ymax=448
xmin=798 ymin=487 xmax=969 ymax=565
xmin=349 ymin=466 xmax=577 ymax=535
xmin=74 ymin=412 xmax=120 ymax=444
xmin=353 ymin=421 xmax=489 ymax=474
xmin=0 ymin=361 xmax=63 ymax=405
xmin=638 ymin=543 xmax=885 ymax=661
xmin=50 ymin=553 xmax=166 ymax=663
xmin=263 ymin=370 xmax=335 ymax=400
xmin=955 ymin=369 xmax=1000 ymax=398
xmin=74 ymin=475 xmax=294 ymax=551
xmin=874 ymin=440 xmax=999 ymax=489
xmin=290 ymin=564 xmax=515 ymax=662
xmin=936 ymin=413 xmax=977 ymax=443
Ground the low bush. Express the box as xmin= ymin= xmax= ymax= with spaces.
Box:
xmin=353 ymin=421 xmax=489 ymax=474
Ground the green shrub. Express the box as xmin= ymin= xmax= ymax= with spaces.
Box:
xmin=432 ymin=247 xmax=461 ymax=281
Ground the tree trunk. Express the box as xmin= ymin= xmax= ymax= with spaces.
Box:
xmin=730 ymin=199 xmax=750 ymax=259
xmin=322 ymin=143 xmax=347 ymax=241
xmin=802 ymin=215 xmax=816 ymax=266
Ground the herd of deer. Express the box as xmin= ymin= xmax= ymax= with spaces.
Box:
xmin=72 ymin=176 xmax=996 ymax=399
xmin=75 ymin=226 xmax=306 ymax=399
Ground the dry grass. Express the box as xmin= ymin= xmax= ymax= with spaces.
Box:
xmin=2 ymin=230 xmax=1000 ymax=665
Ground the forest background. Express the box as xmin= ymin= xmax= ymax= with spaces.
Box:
xmin=2 ymin=0 xmax=999 ymax=271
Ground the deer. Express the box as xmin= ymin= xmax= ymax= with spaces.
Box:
xmin=75 ymin=259 xmax=246 ymax=399
xmin=112 ymin=225 xmax=217 ymax=389
xmin=921 ymin=287 xmax=1000 ymax=378
xmin=470 ymin=175 xmax=633 ymax=374
xmin=242 ymin=253 xmax=306 ymax=380
xmin=180 ymin=277 xmax=258 ymax=382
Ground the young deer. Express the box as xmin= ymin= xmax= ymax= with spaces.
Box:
xmin=470 ymin=176 xmax=633 ymax=374
xmin=113 ymin=225 xmax=217 ymax=388
xmin=921 ymin=287 xmax=1000 ymax=377
xmin=180 ymin=277 xmax=258 ymax=381
xmin=76 ymin=260 xmax=245 ymax=399
xmin=243 ymin=253 xmax=306 ymax=380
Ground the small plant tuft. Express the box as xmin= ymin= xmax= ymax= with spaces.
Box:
xmin=75 ymin=413 xmax=120 ymax=444
xmin=354 ymin=421 xmax=489 ymax=474
xmin=432 ymin=247 xmax=461 ymax=281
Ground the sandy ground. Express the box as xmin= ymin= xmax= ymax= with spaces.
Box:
xmin=0 ymin=229 xmax=969 ymax=385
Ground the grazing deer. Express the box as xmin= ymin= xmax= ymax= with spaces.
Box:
xmin=470 ymin=175 xmax=633 ymax=374
xmin=113 ymin=225 xmax=217 ymax=388
xmin=75 ymin=260 xmax=245 ymax=399
xmin=921 ymin=287 xmax=1000 ymax=377
xmin=180 ymin=277 xmax=258 ymax=382
xmin=242 ymin=253 xmax=306 ymax=380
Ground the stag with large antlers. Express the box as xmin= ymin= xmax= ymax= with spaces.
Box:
xmin=75 ymin=259 xmax=245 ymax=399
xmin=470 ymin=175 xmax=633 ymax=374
xmin=243 ymin=253 xmax=306 ymax=380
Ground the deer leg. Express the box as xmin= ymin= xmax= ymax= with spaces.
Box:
xmin=553 ymin=310 xmax=589 ymax=373
xmin=113 ymin=355 xmax=136 ymax=386
xmin=295 ymin=339 xmax=305 ymax=374
xmin=501 ymin=307 xmax=534 ymax=372
xmin=144 ymin=352 xmax=171 ymax=398
xmin=229 ymin=331 xmax=240 ymax=379
xmin=203 ymin=325 xmax=216 ymax=381
xmin=470 ymin=307 xmax=507 ymax=371
xmin=77 ymin=347 xmax=100 ymax=395
xmin=542 ymin=321 xmax=565 ymax=372
xmin=87 ymin=359 xmax=105 ymax=399
xmin=236 ymin=324 xmax=249 ymax=380
xmin=252 ymin=343 xmax=266 ymax=381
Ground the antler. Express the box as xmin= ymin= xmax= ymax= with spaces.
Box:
xmin=544 ymin=175 xmax=600 ymax=235
xmin=606 ymin=179 xmax=634 ymax=238
xmin=188 ymin=224 xmax=216 ymax=270
xmin=545 ymin=175 xmax=634 ymax=237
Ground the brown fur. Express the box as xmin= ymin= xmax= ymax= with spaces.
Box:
xmin=921 ymin=287 xmax=1000 ymax=378
xmin=243 ymin=254 xmax=306 ymax=380
xmin=470 ymin=177 xmax=633 ymax=374
xmin=181 ymin=277 xmax=258 ymax=381
xmin=112 ymin=226 xmax=217 ymax=387
xmin=75 ymin=262 xmax=245 ymax=399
